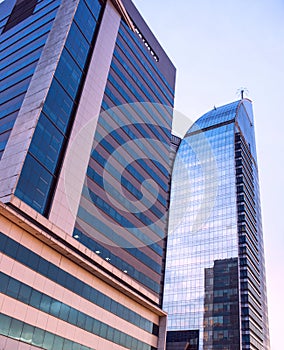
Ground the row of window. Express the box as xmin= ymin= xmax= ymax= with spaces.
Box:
xmin=194 ymin=101 xmax=239 ymax=130
xmin=0 ymin=113 xmax=15 ymax=134
xmin=95 ymin=111 xmax=170 ymax=179
xmin=114 ymin=44 xmax=171 ymax=107
xmin=0 ymin=272 xmax=155 ymax=350
xmin=1 ymin=59 xmax=37 ymax=93
xmin=73 ymin=227 xmax=161 ymax=275
xmin=79 ymin=66 xmax=170 ymax=287
xmin=0 ymin=84 xmax=32 ymax=125
xmin=15 ymin=0 xmax=102 ymax=214
xmin=0 ymin=232 xmax=157 ymax=334
xmin=204 ymin=329 xmax=239 ymax=343
xmin=242 ymin=333 xmax=263 ymax=349
xmin=80 ymin=181 xmax=164 ymax=256
xmin=101 ymin=91 xmax=171 ymax=150
xmin=0 ymin=0 xmax=61 ymax=47
xmin=76 ymin=206 xmax=161 ymax=293
xmin=86 ymin=161 xmax=165 ymax=224
xmin=83 ymin=181 xmax=163 ymax=238
xmin=242 ymin=320 xmax=263 ymax=341
xmin=0 ymin=91 xmax=26 ymax=119
xmin=97 ymin=101 xmax=171 ymax=182
xmin=0 ymin=313 xmax=93 ymax=350
xmin=1 ymin=43 xmax=42 ymax=81
xmin=0 ymin=1 xmax=61 ymax=159
xmin=111 ymin=58 xmax=172 ymax=128
xmin=90 ymin=132 xmax=168 ymax=195
xmin=1 ymin=22 xmax=55 ymax=72
xmin=106 ymin=71 xmax=171 ymax=161
xmin=75 ymin=28 xmax=172 ymax=292
xmin=120 ymin=22 xmax=175 ymax=98
xmin=234 ymin=128 xmax=263 ymax=350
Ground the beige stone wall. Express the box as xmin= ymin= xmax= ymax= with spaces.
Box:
xmin=0 ymin=204 xmax=166 ymax=349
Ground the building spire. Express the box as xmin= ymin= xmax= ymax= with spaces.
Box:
xmin=237 ymin=87 xmax=249 ymax=100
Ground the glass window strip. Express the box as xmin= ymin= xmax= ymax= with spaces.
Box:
xmin=0 ymin=22 xmax=52 ymax=60
xmin=0 ymin=78 xmax=31 ymax=105
xmin=81 ymin=182 xmax=165 ymax=242
xmin=100 ymin=97 xmax=170 ymax=155
xmin=110 ymin=60 xmax=172 ymax=128
xmin=0 ymin=232 xmax=157 ymax=334
xmin=0 ymin=273 xmax=155 ymax=350
xmin=112 ymin=53 xmax=165 ymax=105
xmin=0 ymin=62 xmax=37 ymax=92
xmin=0 ymin=45 xmax=43 ymax=76
xmin=74 ymin=226 xmax=162 ymax=274
xmin=0 ymin=0 xmax=61 ymax=45
xmin=119 ymin=22 xmax=175 ymax=97
xmin=0 ymin=33 xmax=48 ymax=70
xmin=103 ymin=84 xmax=171 ymax=162
xmin=92 ymin=124 xmax=169 ymax=193
xmin=0 ymin=96 xmax=23 ymax=119
xmin=86 ymin=160 xmax=166 ymax=221
xmin=77 ymin=202 xmax=164 ymax=282
xmin=109 ymin=67 xmax=171 ymax=129
xmin=114 ymin=44 xmax=173 ymax=106
xmin=0 ymin=313 xmax=93 ymax=350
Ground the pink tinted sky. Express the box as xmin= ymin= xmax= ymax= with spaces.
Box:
xmin=133 ymin=0 xmax=284 ymax=349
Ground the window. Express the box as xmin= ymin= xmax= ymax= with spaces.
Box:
xmin=3 ymin=0 xmax=38 ymax=33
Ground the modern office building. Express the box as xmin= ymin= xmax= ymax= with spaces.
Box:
xmin=163 ymin=99 xmax=270 ymax=350
xmin=0 ymin=0 xmax=176 ymax=349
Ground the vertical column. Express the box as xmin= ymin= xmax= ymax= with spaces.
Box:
xmin=48 ymin=0 xmax=121 ymax=234
xmin=158 ymin=315 xmax=167 ymax=350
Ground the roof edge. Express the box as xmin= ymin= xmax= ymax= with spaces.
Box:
xmin=111 ymin=0 xmax=135 ymax=31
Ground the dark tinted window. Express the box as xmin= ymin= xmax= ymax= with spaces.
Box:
xmin=55 ymin=48 xmax=83 ymax=99
xmin=3 ymin=0 xmax=38 ymax=33
xmin=29 ymin=113 xmax=64 ymax=173
xmin=43 ymin=79 xmax=73 ymax=133
xmin=15 ymin=154 xmax=54 ymax=212
xmin=74 ymin=0 xmax=96 ymax=43
xmin=65 ymin=22 xmax=89 ymax=68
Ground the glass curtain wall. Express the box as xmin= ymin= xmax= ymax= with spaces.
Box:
xmin=164 ymin=100 xmax=270 ymax=350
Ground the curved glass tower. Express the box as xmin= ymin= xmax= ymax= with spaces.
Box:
xmin=164 ymin=99 xmax=270 ymax=350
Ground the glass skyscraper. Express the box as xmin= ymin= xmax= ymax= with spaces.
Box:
xmin=164 ymin=99 xmax=270 ymax=350
xmin=0 ymin=0 xmax=175 ymax=349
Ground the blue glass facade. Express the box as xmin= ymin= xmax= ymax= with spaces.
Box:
xmin=1 ymin=0 xmax=175 ymax=298
xmin=73 ymin=12 xmax=175 ymax=300
xmin=15 ymin=0 xmax=103 ymax=215
xmin=0 ymin=1 xmax=175 ymax=349
xmin=0 ymin=0 xmax=62 ymax=159
xmin=164 ymin=100 xmax=270 ymax=350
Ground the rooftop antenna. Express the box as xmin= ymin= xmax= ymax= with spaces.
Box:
xmin=237 ymin=87 xmax=249 ymax=100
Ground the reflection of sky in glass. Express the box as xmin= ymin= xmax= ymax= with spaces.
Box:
xmin=164 ymin=100 xmax=270 ymax=349
xmin=164 ymin=99 xmax=242 ymax=348
xmin=188 ymin=100 xmax=239 ymax=133
xmin=164 ymin=122 xmax=238 ymax=339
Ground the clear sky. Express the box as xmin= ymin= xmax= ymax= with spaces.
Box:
xmin=132 ymin=0 xmax=284 ymax=349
